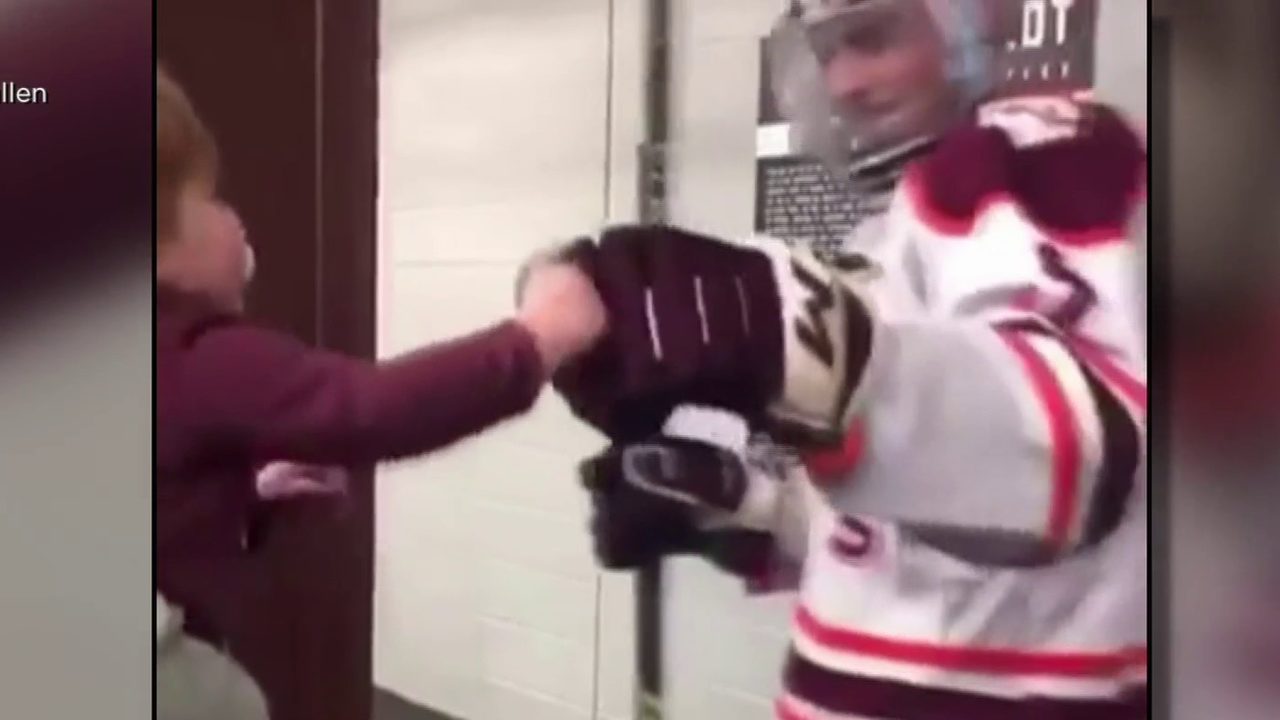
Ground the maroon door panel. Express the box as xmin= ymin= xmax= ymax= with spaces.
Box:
xmin=158 ymin=2 xmax=377 ymax=719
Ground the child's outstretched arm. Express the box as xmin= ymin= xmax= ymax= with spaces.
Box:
xmin=163 ymin=255 xmax=603 ymax=468
xmin=174 ymin=317 xmax=546 ymax=466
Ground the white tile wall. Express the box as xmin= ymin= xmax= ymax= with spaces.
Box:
xmin=376 ymin=1 xmax=790 ymax=717
xmin=377 ymin=2 xmax=1151 ymax=719
xmin=593 ymin=571 xmax=637 ymax=720
xmin=658 ymin=3 xmax=796 ymax=719
xmin=1095 ymin=0 xmax=1149 ymax=126
xmin=376 ymin=2 xmax=615 ymax=719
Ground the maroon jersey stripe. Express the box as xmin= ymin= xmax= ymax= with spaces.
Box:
xmin=782 ymin=650 xmax=1148 ymax=720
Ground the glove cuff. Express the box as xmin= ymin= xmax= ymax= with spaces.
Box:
xmin=757 ymin=238 xmax=881 ymax=446
xmin=662 ymin=405 xmax=750 ymax=452
xmin=661 ymin=406 xmax=779 ymax=530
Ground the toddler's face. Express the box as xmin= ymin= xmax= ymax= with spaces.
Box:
xmin=162 ymin=181 xmax=254 ymax=312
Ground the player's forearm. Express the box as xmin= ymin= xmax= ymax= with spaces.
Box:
xmin=807 ymin=321 xmax=1141 ymax=563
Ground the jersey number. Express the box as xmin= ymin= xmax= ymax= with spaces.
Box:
xmin=829 ymin=516 xmax=878 ymax=565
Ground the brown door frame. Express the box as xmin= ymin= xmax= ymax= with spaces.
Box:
xmin=307 ymin=2 xmax=379 ymax=718
xmin=316 ymin=0 xmax=378 ymax=364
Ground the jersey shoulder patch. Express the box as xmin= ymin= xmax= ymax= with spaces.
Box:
xmin=904 ymin=101 xmax=1146 ymax=246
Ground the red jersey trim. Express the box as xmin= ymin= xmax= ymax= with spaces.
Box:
xmin=795 ymin=605 xmax=1147 ymax=678
xmin=802 ymin=421 xmax=866 ymax=483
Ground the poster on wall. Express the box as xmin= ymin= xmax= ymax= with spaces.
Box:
xmin=754 ymin=0 xmax=1099 ymax=249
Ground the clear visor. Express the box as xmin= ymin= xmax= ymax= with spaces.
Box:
xmin=766 ymin=0 xmax=967 ymax=172
xmin=765 ymin=12 xmax=851 ymax=180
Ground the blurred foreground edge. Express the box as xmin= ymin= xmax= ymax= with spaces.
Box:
xmin=0 ymin=0 xmax=153 ymax=327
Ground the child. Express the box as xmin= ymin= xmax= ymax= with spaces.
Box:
xmin=155 ymin=65 xmax=605 ymax=692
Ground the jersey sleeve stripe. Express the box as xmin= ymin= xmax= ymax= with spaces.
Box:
xmin=794 ymin=605 xmax=1147 ymax=678
xmin=1077 ymin=363 xmax=1143 ymax=546
xmin=997 ymin=330 xmax=1082 ymax=550
xmin=1068 ymin=334 xmax=1147 ymax=412
xmin=995 ymin=320 xmax=1144 ymax=548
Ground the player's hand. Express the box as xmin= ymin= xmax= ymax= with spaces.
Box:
xmin=581 ymin=406 xmax=762 ymax=515
xmin=578 ymin=406 xmax=781 ymax=576
xmin=580 ymin=449 xmax=703 ymax=570
xmin=516 ymin=243 xmax=608 ymax=376
xmin=548 ymin=225 xmax=783 ymax=440
xmin=581 ymin=458 xmax=778 ymax=577
xmin=548 ymin=224 xmax=877 ymax=445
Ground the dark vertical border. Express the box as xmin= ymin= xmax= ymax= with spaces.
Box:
xmin=152 ymin=1 xmax=161 ymax=716
xmin=316 ymin=0 xmax=379 ymax=717
xmin=1148 ymin=14 xmax=1170 ymax=720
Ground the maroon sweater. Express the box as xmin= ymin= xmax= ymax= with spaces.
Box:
xmin=156 ymin=287 xmax=544 ymax=643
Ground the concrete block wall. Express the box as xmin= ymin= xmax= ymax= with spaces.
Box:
xmin=375 ymin=2 xmax=1149 ymax=719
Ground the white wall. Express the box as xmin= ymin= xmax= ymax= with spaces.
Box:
xmin=375 ymin=2 xmax=638 ymax=719
xmin=1095 ymin=0 xmax=1150 ymax=126
xmin=656 ymin=2 xmax=797 ymax=719
xmin=375 ymin=3 xmax=1149 ymax=719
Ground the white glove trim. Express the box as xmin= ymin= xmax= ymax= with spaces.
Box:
xmin=663 ymin=405 xmax=779 ymax=531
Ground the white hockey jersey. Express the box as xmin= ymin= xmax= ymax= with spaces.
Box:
xmin=759 ymin=100 xmax=1149 ymax=720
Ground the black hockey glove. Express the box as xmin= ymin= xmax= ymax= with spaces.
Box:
xmin=550 ymin=224 xmax=878 ymax=446
xmin=578 ymin=407 xmax=780 ymax=578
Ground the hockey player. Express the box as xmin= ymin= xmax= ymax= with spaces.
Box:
xmin=541 ymin=1 xmax=1149 ymax=717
